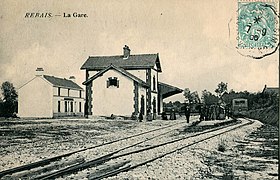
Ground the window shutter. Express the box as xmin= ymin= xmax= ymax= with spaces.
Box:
xmin=117 ymin=80 xmax=119 ymax=88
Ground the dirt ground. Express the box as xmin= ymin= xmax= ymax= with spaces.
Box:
xmin=0 ymin=117 xmax=185 ymax=171
xmin=0 ymin=117 xmax=278 ymax=179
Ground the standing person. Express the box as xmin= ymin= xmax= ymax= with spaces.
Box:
xmin=147 ymin=108 xmax=152 ymax=121
xmin=170 ymin=107 xmax=176 ymax=120
xmin=153 ymin=106 xmax=157 ymax=120
xmin=225 ymin=106 xmax=229 ymax=119
xmin=205 ymin=106 xmax=208 ymax=120
xmin=161 ymin=111 xmax=168 ymax=120
xmin=152 ymin=98 xmax=157 ymax=120
xmin=184 ymin=105 xmax=191 ymax=123
xmin=138 ymin=111 xmax=143 ymax=122
xmin=200 ymin=105 xmax=205 ymax=121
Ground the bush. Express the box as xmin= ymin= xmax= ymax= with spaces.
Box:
xmin=218 ymin=139 xmax=226 ymax=152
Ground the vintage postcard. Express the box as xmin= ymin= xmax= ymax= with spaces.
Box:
xmin=0 ymin=0 xmax=279 ymax=179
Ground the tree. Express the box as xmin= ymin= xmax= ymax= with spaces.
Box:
xmin=0 ymin=81 xmax=18 ymax=117
xmin=184 ymin=88 xmax=200 ymax=104
xmin=201 ymin=90 xmax=219 ymax=106
xmin=190 ymin=91 xmax=200 ymax=104
xmin=183 ymin=88 xmax=191 ymax=102
xmin=173 ymin=101 xmax=182 ymax=108
xmin=215 ymin=82 xmax=228 ymax=98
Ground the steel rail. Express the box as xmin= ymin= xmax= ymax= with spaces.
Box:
xmin=34 ymin=123 xmax=187 ymax=179
xmin=35 ymin=119 xmax=241 ymax=179
xmin=0 ymin=120 xmax=189 ymax=178
xmin=92 ymin=118 xmax=254 ymax=179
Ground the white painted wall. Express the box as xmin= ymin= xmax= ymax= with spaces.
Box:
xmin=90 ymin=70 xmax=146 ymax=82
xmin=53 ymin=87 xmax=83 ymax=98
xmin=127 ymin=69 xmax=146 ymax=82
xmin=53 ymin=96 xmax=84 ymax=116
xmin=60 ymin=88 xmax=69 ymax=97
xmin=18 ymin=76 xmax=53 ymax=118
xmin=69 ymin=89 xmax=80 ymax=97
xmin=53 ymin=87 xmax=59 ymax=96
xmin=52 ymin=86 xmax=84 ymax=117
xmin=92 ymin=69 xmax=134 ymax=116
xmin=88 ymin=70 xmax=99 ymax=78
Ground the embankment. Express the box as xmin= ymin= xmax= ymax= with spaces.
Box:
xmin=245 ymin=106 xmax=279 ymax=127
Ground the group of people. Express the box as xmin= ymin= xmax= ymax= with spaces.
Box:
xmin=139 ymin=107 xmax=157 ymax=122
xmin=161 ymin=105 xmax=191 ymax=123
xmin=161 ymin=104 xmax=231 ymax=122
xmin=199 ymin=105 xmax=230 ymax=120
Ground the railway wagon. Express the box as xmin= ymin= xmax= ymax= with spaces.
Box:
xmin=232 ymin=98 xmax=248 ymax=116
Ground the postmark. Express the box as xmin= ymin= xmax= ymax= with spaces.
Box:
xmin=238 ymin=1 xmax=278 ymax=49
xmin=229 ymin=0 xmax=279 ymax=59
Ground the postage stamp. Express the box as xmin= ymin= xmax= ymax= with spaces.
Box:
xmin=229 ymin=0 xmax=280 ymax=59
xmin=238 ymin=1 xmax=278 ymax=49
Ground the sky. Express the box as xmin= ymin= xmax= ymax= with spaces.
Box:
xmin=0 ymin=0 xmax=279 ymax=102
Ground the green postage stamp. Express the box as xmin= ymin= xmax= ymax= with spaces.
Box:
xmin=234 ymin=0 xmax=279 ymax=59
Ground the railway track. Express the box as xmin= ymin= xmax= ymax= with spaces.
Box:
xmin=0 ymin=120 xmax=193 ymax=179
xmin=0 ymin=118 xmax=253 ymax=179
xmin=88 ymin=118 xmax=254 ymax=180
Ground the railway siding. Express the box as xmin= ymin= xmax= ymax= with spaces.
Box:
xmin=101 ymin=118 xmax=264 ymax=179
xmin=0 ymin=118 xmax=196 ymax=179
xmin=0 ymin=117 xmax=274 ymax=179
xmin=32 ymin=118 xmax=250 ymax=179
xmin=0 ymin=119 xmax=186 ymax=172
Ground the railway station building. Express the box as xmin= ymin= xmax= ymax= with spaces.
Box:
xmin=81 ymin=45 xmax=182 ymax=118
xmin=18 ymin=68 xmax=85 ymax=118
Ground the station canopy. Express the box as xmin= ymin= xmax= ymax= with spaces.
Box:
xmin=158 ymin=82 xmax=183 ymax=99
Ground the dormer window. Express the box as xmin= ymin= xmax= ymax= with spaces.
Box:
xmin=107 ymin=77 xmax=119 ymax=88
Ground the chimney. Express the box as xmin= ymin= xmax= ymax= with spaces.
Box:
xmin=35 ymin=67 xmax=44 ymax=76
xmin=69 ymin=76 xmax=76 ymax=83
xmin=123 ymin=45 xmax=130 ymax=59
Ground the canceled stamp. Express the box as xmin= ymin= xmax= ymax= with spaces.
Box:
xmin=238 ymin=2 xmax=277 ymax=49
xmin=230 ymin=0 xmax=280 ymax=59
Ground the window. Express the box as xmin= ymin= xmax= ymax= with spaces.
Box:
xmin=70 ymin=102 xmax=73 ymax=112
xmin=107 ymin=77 xmax=119 ymax=88
xmin=153 ymin=75 xmax=156 ymax=91
xmin=65 ymin=101 xmax=68 ymax=112
xmin=58 ymin=87 xmax=61 ymax=96
xmin=235 ymin=100 xmax=245 ymax=105
xmin=79 ymin=90 xmax=82 ymax=98
xmin=58 ymin=101 xmax=61 ymax=112
xmin=68 ymin=89 xmax=70 ymax=96
xmin=79 ymin=102 xmax=82 ymax=112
